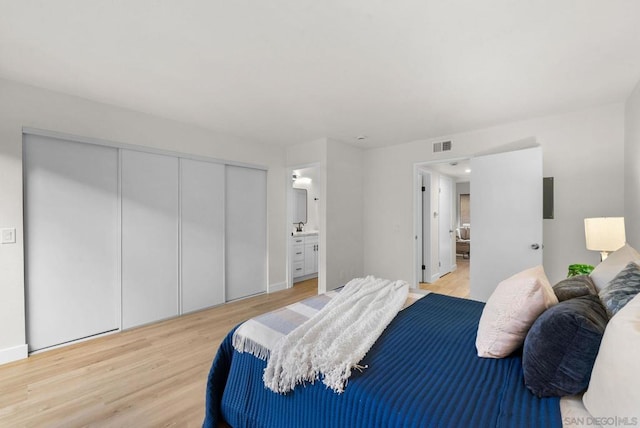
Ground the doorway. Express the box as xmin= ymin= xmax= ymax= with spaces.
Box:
xmin=286 ymin=163 xmax=321 ymax=291
xmin=415 ymin=160 xmax=471 ymax=296
xmin=413 ymin=145 xmax=544 ymax=301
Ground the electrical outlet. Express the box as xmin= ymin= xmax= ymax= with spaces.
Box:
xmin=1 ymin=228 xmax=16 ymax=244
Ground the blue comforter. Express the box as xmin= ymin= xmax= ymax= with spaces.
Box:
xmin=203 ymin=293 xmax=561 ymax=428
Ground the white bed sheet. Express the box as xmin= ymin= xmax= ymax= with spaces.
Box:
xmin=561 ymin=394 xmax=601 ymax=428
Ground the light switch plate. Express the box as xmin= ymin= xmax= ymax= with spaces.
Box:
xmin=1 ymin=228 xmax=16 ymax=244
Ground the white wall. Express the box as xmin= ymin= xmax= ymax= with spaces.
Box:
xmin=363 ymin=103 xmax=625 ymax=287
xmin=325 ymin=139 xmax=364 ymax=289
xmin=286 ymin=138 xmax=327 ymax=167
xmin=286 ymin=138 xmax=364 ymax=292
xmin=625 ymin=80 xmax=640 ymax=247
xmin=0 ymin=78 xmax=287 ymax=363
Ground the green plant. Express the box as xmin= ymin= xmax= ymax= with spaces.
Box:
xmin=567 ymin=263 xmax=595 ymax=278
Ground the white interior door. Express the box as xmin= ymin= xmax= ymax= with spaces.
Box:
xmin=121 ymin=150 xmax=179 ymax=328
xmin=470 ymin=146 xmax=543 ymax=301
xmin=438 ymin=175 xmax=454 ymax=276
xmin=24 ymin=135 xmax=119 ymax=351
xmin=180 ymin=159 xmax=225 ymax=313
xmin=225 ymin=165 xmax=267 ymax=300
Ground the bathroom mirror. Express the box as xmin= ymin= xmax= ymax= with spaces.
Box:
xmin=293 ymin=188 xmax=307 ymax=224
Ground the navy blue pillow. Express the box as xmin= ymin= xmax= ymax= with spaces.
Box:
xmin=522 ymin=295 xmax=608 ymax=397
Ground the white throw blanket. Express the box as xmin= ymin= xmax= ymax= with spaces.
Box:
xmin=263 ymin=276 xmax=409 ymax=394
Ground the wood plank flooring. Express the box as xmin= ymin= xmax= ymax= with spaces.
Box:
xmin=420 ymin=257 xmax=470 ymax=298
xmin=0 ymin=268 xmax=470 ymax=428
xmin=0 ymin=279 xmax=317 ymax=427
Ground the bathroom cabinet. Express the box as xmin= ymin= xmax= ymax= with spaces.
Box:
xmin=292 ymin=233 xmax=318 ymax=280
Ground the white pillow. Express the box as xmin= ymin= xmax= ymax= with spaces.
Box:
xmin=583 ymin=293 xmax=640 ymax=420
xmin=476 ymin=265 xmax=558 ymax=358
xmin=590 ymin=244 xmax=640 ymax=291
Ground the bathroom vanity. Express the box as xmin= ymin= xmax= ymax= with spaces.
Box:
xmin=291 ymin=232 xmax=318 ymax=281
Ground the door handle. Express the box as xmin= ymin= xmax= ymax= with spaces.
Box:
xmin=530 ymin=243 xmax=540 ymax=250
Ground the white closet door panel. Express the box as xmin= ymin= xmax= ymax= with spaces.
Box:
xmin=225 ymin=166 xmax=267 ymax=300
xmin=121 ymin=150 xmax=179 ymax=329
xmin=180 ymin=159 xmax=225 ymax=313
xmin=24 ymin=135 xmax=119 ymax=351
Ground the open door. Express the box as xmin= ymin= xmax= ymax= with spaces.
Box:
xmin=438 ymin=175 xmax=455 ymax=277
xmin=470 ymin=147 xmax=543 ymax=301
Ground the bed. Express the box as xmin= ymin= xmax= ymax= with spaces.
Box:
xmin=204 ymin=243 xmax=640 ymax=428
xmin=203 ymin=291 xmax=561 ymax=427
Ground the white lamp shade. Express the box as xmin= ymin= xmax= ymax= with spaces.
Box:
xmin=584 ymin=217 xmax=626 ymax=252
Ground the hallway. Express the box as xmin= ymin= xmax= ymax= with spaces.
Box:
xmin=420 ymin=257 xmax=469 ymax=298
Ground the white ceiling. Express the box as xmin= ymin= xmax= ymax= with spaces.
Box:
xmin=2 ymin=1 xmax=640 ymax=148
xmin=424 ymin=159 xmax=471 ymax=182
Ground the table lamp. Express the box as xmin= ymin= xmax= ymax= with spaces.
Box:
xmin=584 ymin=217 xmax=626 ymax=261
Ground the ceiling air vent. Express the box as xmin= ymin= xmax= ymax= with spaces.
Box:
xmin=433 ymin=141 xmax=452 ymax=152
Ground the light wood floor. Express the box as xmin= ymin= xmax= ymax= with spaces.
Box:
xmin=0 ymin=279 xmax=318 ymax=427
xmin=0 ymin=268 xmax=469 ymax=428
xmin=420 ymin=257 xmax=470 ymax=298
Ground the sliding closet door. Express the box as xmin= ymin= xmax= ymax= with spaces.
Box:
xmin=180 ymin=159 xmax=225 ymax=313
xmin=121 ymin=150 xmax=179 ymax=329
xmin=24 ymin=135 xmax=119 ymax=351
xmin=225 ymin=166 xmax=267 ymax=300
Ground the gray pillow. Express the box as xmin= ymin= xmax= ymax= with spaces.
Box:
xmin=552 ymin=275 xmax=597 ymax=302
xmin=599 ymin=261 xmax=640 ymax=318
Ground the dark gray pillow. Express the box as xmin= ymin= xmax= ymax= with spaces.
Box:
xmin=599 ymin=261 xmax=640 ymax=318
xmin=552 ymin=275 xmax=597 ymax=302
xmin=522 ymin=295 xmax=608 ymax=397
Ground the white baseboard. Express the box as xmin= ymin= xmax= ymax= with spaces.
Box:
xmin=0 ymin=344 xmax=28 ymax=366
xmin=269 ymin=281 xmax=286 ymax=293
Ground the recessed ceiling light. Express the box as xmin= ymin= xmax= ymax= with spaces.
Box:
xmin=465 ymin=169 xmax=471 ymax=173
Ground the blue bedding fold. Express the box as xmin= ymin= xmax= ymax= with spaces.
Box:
xmin=203 ymin=293 xmax=561 ymax=428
